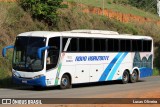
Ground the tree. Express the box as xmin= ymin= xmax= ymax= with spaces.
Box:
xmin=19 ymin=0 xmax=67 ymax=26
xmin=128 ymin=0 xmax=157 ymax=14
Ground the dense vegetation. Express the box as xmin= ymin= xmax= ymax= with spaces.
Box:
xmin=0 ymin=1 xmax=159 ymax=87
xmin=19 ymin=0 xmax=67 ymax=26
xmin=128 ymin=0 xmax=157 ymax=14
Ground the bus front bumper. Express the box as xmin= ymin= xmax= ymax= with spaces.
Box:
xmin=12 ymin=75 xmax=46 ymax=87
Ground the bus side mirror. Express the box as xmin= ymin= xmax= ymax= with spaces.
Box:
xmin=38 ymin=46 xmax=50 ymax=59
xmin=2 ymin=45 xmax=14 ymax=57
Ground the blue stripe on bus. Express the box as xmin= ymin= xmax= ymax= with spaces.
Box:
xmin=107 ymin=52 xmax=128 ymax=80
xmin=99 ymin=53 xmax=123 ymax=81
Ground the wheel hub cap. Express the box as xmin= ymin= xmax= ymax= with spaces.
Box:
xmin=62 ymin=78 xmax=68 ymax=86
xmin=132 ymin=73 xmax=136 ymax=80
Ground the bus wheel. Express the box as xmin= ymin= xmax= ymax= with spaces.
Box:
xmin=130 ymin=70 xmax=138 ymax=83
xmin=60 ymin=74 xmax=71 ymax=89
xmin=122 ymin=71 xmax=129 ymax=84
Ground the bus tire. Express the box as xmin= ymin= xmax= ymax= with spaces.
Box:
xmin=60 ymin=74 xmax=71 ymax=89
xmin=130 ymin=70 xmax=138 ymax=83
xmin=122 ymin=71 xmax=129 ymax=84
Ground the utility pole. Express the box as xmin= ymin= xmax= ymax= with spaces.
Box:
xmin=157 ymin=0 xmax=160 ymax=16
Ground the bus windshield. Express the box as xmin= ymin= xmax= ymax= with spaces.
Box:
xmin=13 ymin=37 xmax=46 ymax=72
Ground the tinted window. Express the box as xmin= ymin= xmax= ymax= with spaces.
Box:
xmin=108 ymin=39 xmax=114 ymax=51
xmin=63 ymin=37 xmax=151 ymax=52
xmin=63 ymin=38 xmax=93 ymax=52
xmin=13 ymin=37 xmax=46 ymax=72
xmin=48 ymin=37 xmax=60 ymax=49
xmin=106 ymin=39 xmax=108 ymax=51
xmin=94 ymin=39 xmax=101 ymax=51
xmin=120 ymin=40 xmax=126 ymax=51
xmin=143 ymin=40 xmax=152 ymax=52
xmin=86 ymin=38 xmax=93 ymax=51
xmin=131 ymin=40 xmax=144 ymax=52
xmin=114 ymin=39 xmax=119 ymax=51
xmin=100 ymin=39 xmax=106 ymax=51
xmin=132 ymin=40 xmax=138 ymax=51
xmin=68 ymin=38 xmax=78 ymax=51
xmin=79 ymin=38 xmax=86 ymax=51
xmin=126 ymin=40 xmax=131 ymax=51
xmin=147 ymin=40 xmax=152 ymax=52
xmin=62 ymin=38 xmax=68 ymax=51
xmin=137 ymin=40 xmax=142 ymax=51
xmin=107 ymin=39 xmax=119 ymax=52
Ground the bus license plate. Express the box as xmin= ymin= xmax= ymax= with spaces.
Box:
xmin=22 ymin=80 xmax=27 ymax=83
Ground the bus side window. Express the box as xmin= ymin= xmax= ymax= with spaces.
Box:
xmin=143 ymin=40 xmax=152 ymax=52
xmin=100 ymin=39 xmax=106 ymax=51
xmin=108 ymin=39 xmax=114 ymax=52
xmin=147 ymin=40 xmax=152 ymax=52
xmin=67 ymin=38 xmax=78 ymax=52
xmin=62 ymin=38 xmax=68 ymax=51
xmin=114 ymin=39 xmax=119 ymax=52
xmin=132 ymin=40 xmax=138 ymax=52
xmin=94 ymin=39 xmax=101 ymax=52
xmin=126 ymin=40 xmax=131 ymax=51
xmin=137 ymin=40 xmax=142 ymax=51
xmin=120 ymin=40 xmax=126 ymax=52
xmin=86 ymin=38 xmax=93 ymax=51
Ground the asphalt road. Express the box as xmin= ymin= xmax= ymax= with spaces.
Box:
xmin=0 ymin=76 xmax=159 ymax=98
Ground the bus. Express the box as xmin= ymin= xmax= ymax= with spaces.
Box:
xmin=2 ymin=30 xmax=153 ymax=89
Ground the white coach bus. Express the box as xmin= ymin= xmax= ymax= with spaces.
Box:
xmin=2 ymin=30 xmax=153 ymax=89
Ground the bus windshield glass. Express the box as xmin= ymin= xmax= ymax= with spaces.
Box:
xmin=13 ymin=37 xmax=46 ymax=72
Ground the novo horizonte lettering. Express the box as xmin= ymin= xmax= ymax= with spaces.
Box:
xmin=75 ymin=56 xmax=109 ymax=61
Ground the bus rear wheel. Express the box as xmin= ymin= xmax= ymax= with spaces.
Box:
xmin=60 ymin=74 xmax=71 ymax=89
xmin=122 ymin=71 xmax=129 ymax=84
xmin=130 ymin=70 xmax=138 ymax=83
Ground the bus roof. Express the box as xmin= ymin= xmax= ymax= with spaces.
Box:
xmin=17 ymin=30 xmax=152 ymax=40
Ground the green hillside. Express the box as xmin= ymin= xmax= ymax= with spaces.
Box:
xmin=66 ymin=0 xmax=159 ymax=20
xmin=0 ymin=1 xmax=159 ymax=87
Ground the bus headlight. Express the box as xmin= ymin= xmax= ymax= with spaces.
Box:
xmin=13 ymin=71 xmax=21 ymax=78
xmin=33 ymin=74 xmax=44 ymax=79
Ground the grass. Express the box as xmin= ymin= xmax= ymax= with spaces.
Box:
xmin=153 ymin=68 xmax=160 ymax=76
xmin=65 ymin=0 xmax=160 ymax=20
xmin=57 ymin=7 xmax=139 ymax=34
xmin=0 ymin=46 xmax=12 ymax=87
xmin=0 ymin=2 xmax=49 ymax=88
xmin=0 ymin=2 xmax=49 ymax=46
